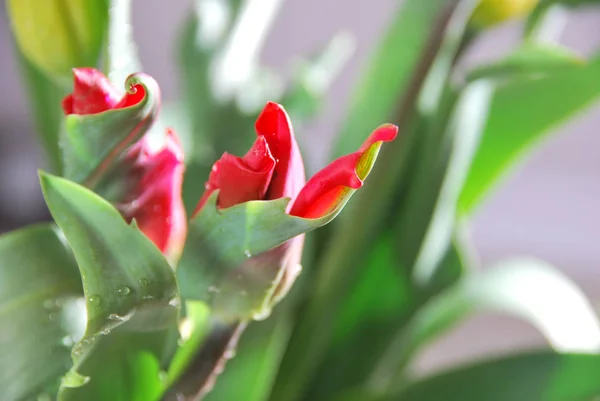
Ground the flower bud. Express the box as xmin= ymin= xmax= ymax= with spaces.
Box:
xmin=471 ymin=0 xmax=539 ymax=27
xmin=6 ymin=0 xmax=108 ymax=82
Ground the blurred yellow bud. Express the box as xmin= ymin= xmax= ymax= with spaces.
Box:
xmin=471 ymin=0 xmax=540 ymax=27
xmin=6 ymin=0 xmax=108 ymax=82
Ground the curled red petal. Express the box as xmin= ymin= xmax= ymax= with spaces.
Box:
xmin=123 ymin=130 xmax=187 ymax=261
xmin=62 ymin=68 xmax=146 ymax=116
xmin=289 ymin=124 xmax=398 ymax=219
xmin=194 ymin=136 xmax=276 ymax=213
xmin=255 ymin=101 xmax=306 ymax=201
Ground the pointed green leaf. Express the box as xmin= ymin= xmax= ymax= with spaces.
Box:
xmin=14 ymin=46 xmax=66 ymax=171
xmin=59 ymin=73 xmax=160 ymax=187
xmin=331 ymin=0 xmax=448 ymax=157
xmin=466 ymin=43 xmax=584 ymax=83
xmin=397 ymin=81 xmax=493 ymax=286
xmin=459 ymin=53 xmax=600 ymax=214
xmin=0 ymin=224 xmax=83 ymax=400
xmin=39 ymin=172 xmax=179 ymax=400
xmin=178 ymin=194 xmax=335 ymax=320
xmin=393 ymin=258 xmax=600 ymax=380
xmin=376 ymin=352 xmax=600 ymax=401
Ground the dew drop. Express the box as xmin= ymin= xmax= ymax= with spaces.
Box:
xmin=61 ymin=335 xmax=74 ymax=347
xmin=108 ymin=313 xmax=126 ymax=321
xmin=142 ymin=295 xmax=154 ymax=301
xmin=117 ymin=286 xmax=131 ymax=296
xmin=72 ymin=343 xmax=83 ymax=356
xmin=138 ymin=278 xmax=151 ymax=288
xmin=243 ymin=249 xmax=252 ymax=258
xmin=88 ymin=295 xmax=103 ymax=308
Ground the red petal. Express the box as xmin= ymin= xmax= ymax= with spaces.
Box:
xmin=255 ymin=102 xmax=306 ymax=201
xmin=123 ymin=130 xmax=187 ymax=261
xmin=194 ymin=136 xmax=276 ymax=213
xmin=289 ymin=124 xmax=398 ymax=219
xmin=62 ymin=68 xmax=146 ymax=115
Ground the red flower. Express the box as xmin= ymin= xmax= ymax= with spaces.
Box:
xmin=193 ymin=102 xmax=397 ymax=309
xmin=119 ymin=131 xmax=187 ymax=264
xmin=194 ymin=101 xmax=398 ymax=219
xmin=62 ymin=68 xmax=146 ymax=115
xmin=62 ymin=68 xmax=186 ymax=262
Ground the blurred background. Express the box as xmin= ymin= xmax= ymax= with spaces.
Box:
xmin=1 ymin=0 xmax=599 ymax=377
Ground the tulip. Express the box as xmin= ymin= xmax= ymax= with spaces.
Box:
xmin=194 ymin=101 xmax=397 ymax=309
xmin=471 ymin=0 xmax=539 ymax=27
xmin=62 ymin=68 xmax=145 ymax=115
xmin=6 ymin=0 xmax=108 ymax=83
xmin=118 ymin=130 xmax=187 ymax=264
xmin=62 ymin=68 xmax=186 ymax=263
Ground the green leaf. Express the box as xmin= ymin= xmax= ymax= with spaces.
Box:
xmin=374 ymin=352 xmax=600 ymax=401
xmin=14 ymin=46 xmax=66 ymax=172
xmin=39 ymin=173 xmax=179 ymax=400
xmin=459 ymin=53 xmax=600 ymax=214
xmin=383 ymin=258 xmax=600 ymax=384
xmin=178 ymin=191 xmax=351 ymax=320
xmin=331 ymin=0 xmax=449 ymax=157
xmin=59 ymin=73 xmax=160 ymax=187
xmin=0 ymin=224 xmax=83 ymax=400
xmin=106 ymin=0 xmax=142 ymax=86
xmin=396 ymin=81 xmax=494 ymax=286
xmin=466 ymin=42 xmax=584 ymax=83
xmin=270 ymin=3 xmax=475 ymax=399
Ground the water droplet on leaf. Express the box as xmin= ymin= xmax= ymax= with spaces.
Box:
xmin=88 ymin=295 xmax=103 ymax=308
xmin=108 ymin=313 xmax=126 ymax=321
xmin=61 ymin=335 xmax=74 ymax=347
xmin=244 ymin=249 xmax=252 ymax=258
xmin=117 ymin=286 xmax=131 ymax=296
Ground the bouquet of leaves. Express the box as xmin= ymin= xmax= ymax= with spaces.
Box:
xmin=3 ymin=0 xmax=600 ymax=400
